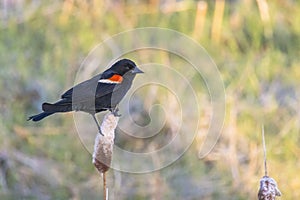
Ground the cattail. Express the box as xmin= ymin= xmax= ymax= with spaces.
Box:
xmin=92 ymin=112 xmax=119 ymax=200
xmin=258 ymin=176 xmax=281 ymax=200
xmin=258 ymin=126 xmax=281 ymax=200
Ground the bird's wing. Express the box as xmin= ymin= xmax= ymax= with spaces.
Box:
xmin=61 ymin=74 xmax=123 ymax=103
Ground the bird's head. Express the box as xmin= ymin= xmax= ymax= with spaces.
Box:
xmin=99 ymin=59 xmax=143 ymax=84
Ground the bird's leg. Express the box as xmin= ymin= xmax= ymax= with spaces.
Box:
xmin=110 ymin=107 xmax=121 ymax=117
xmin=92 ymin=114 xmax=103 ymax=136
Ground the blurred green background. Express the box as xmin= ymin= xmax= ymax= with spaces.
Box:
xmin=1 ymin=0 xmax=300 ymax=199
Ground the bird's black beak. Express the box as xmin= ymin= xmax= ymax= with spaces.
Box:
xmin=132 ymin=66 xmax=144 ymax=74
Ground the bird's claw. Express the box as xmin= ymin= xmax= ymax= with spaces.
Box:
xmin=98 ymin=128 xmax=104 ymax=136
xmin=111 ymin=108 xmax=121 ymax=117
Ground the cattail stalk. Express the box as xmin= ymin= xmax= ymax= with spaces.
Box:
xmin=103 ymin=173 xmax=107 ymax=200
xmin=262 ymin=125 xmax=268 ymax=176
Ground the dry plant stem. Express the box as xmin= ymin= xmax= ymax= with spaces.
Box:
xmin=256 ymin=0 xmax=272 ymax=37
xmin=193 ymin=1 xmax=207 ymax=39
xmin=262 ymin=125 xmax=268 ymax=176
xmin=211 ymin=0 xmax=225 ymax=44
xmin=103 ymin=172 xmax=107 ymax=200
xmin=256 ymin=0 xmax=270 ymax=23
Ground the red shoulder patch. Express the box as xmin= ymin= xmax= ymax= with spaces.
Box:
xmin=108 ymin=74 xmax=123 ymax=83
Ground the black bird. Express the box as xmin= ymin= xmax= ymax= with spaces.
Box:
xmin=28 ymin=59 xmax=143 ymax=135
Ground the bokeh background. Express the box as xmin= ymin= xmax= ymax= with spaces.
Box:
xmin=1 ymin=0 xmax=300 ymax=199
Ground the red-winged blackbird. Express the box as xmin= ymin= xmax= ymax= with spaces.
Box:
xmin=28 ymin=59 xmax=143 ymax=134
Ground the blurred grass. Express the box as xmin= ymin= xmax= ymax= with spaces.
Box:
xmin=0 ymin=0 xmax=300 ymax=199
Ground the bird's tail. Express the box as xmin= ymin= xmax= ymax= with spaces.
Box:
xmin=28 ymin=99 xmax=72 ymax=122
xmin=27 ymin=112 xmax=54 ymax=121
xmin=42 ymin=99 xmax=72 ymax=113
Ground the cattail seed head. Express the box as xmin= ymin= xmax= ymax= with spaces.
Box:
xmin=92 ymin=113 xmax=119 ymax=173
xmin=258 ymin=176 xmax=281 ymax=200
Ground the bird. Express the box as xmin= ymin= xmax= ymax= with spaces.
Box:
xmin=28 ymin=59 xmax=143 ymax=135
